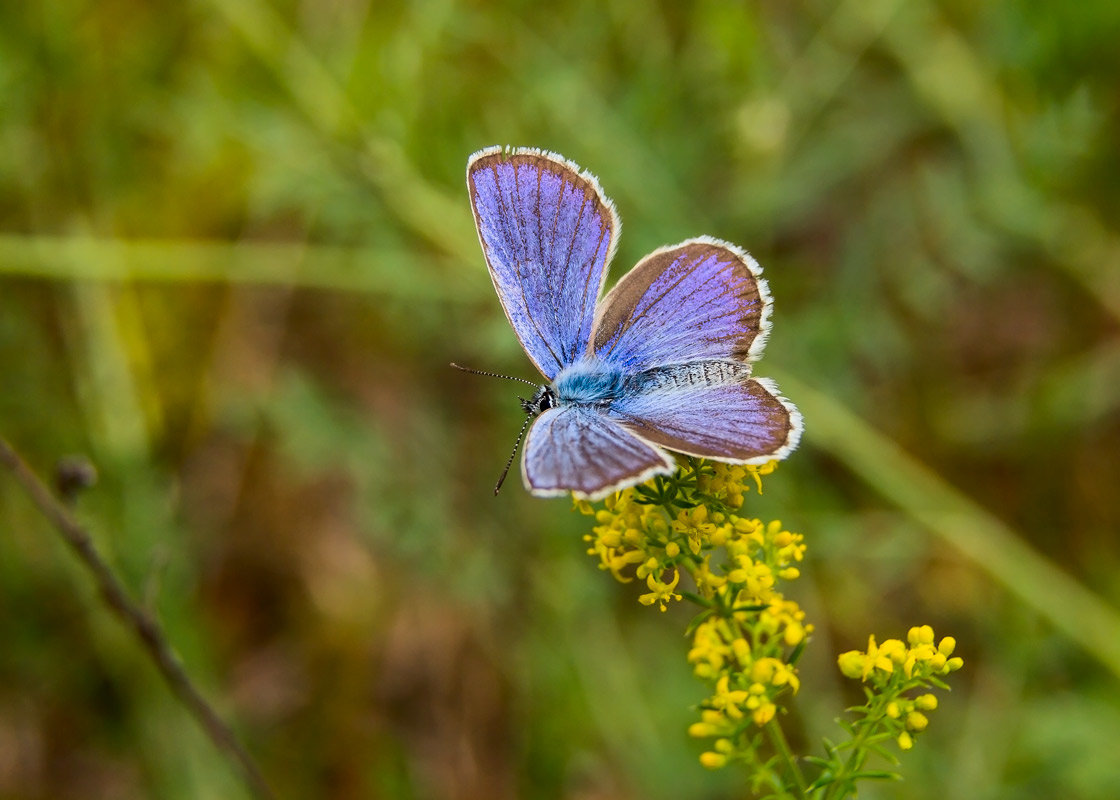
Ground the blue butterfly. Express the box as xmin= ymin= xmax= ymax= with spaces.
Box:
xmin=462 ymin=146 xmax=802 ymax=500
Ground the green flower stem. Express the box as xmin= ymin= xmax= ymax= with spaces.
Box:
xmin=765 ymin=718 xmax=808 ymax=798
xmin=583 ymin=464 xmax=962 ymax=799
xmin=779 ymin=372 xmax=1120 ymax=680
xmin=821 ymin=698 xmax=884 ymax=800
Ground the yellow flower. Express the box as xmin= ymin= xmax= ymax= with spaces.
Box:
xmin=783 ymin=619 xmax=808 ymax=647
xmin=915 ymin=693 xmax=938 ymax=711
xmin=837 ymin=650 xmax=864 ymax=679
xmin=752 ymin=701 xmax=777 ymax=725
xmin=638 ymin=568 xmax=682 ymax=611
xmin=861 ymin=636 xmax=897 ymax=679
xmin=878 ymin=638 xmax=908 ymax=665
xmin=688 ymin=619 xmax=730 ymax=678
xmin=908 ymin=625 xmax=935 ymax=647
xmin=688 ymin=720 xmax=720 ymax=738
xmin=906 ymin=711 xmax=929 ymax=731
xmin=731 ymin=637 xmax=751 ymax=667
xmin=671 ymin=505 xmax=718 ymax=555
xmin=699 ymin=751 xmax=727 ymax=769
xmin=711 ymin=675 xmax=750 ymax=720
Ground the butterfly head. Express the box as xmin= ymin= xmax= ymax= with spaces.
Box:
xmin=520 ymin=386 xmax=555 ymax=417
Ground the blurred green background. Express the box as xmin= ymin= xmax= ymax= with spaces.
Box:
xmin=2 ymin=0 xmax=1120 ymax=798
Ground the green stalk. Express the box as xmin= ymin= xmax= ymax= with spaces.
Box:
xmin=766 ymin=718 xmax=808 ymax=799
xmin=820 ymin=700 xmax=881 ymax=800
xmin=777 ymin=373 xmax=1120 ymax=680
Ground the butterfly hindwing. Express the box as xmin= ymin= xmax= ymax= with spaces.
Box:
xmin=592 ymin=237 xmax=770 ymax=372
xmin=468 ymin=147 xmax=619 ymax=380
xmin=587 ymin=235 xmax=799 ymax=469
xmin=610 ymin=369 xmax=802 ymax=463
xmin=522 ymin=406 xmax=675 ymax=500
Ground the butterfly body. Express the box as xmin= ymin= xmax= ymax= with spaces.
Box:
xmin=552 ymin=358 xmax=625 ymax=406
xmin=467 ymin=146 xmax=802 ymax=500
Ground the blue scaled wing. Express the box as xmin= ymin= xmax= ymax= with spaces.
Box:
xmin=610 ymin=372 xmax=802 ymax=464
xmin=522 ymin=406 xmax=676 ymax=500
xmin=468 ymin=146 xmax=619 ymax=380
xmin=593 ymin=237 xmax=802 ymax=463
xmin=592 ymin=237 xmax=770 ymax=372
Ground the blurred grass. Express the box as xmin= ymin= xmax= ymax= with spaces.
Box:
xmin=3 ymin=0 xmax=1120 ymax=798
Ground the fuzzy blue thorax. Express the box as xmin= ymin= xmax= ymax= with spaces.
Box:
xmin=551 ymin=358 xmax=626 ymax=407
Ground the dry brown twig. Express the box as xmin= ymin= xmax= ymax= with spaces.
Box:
xmin=0 ymin=435 xmax=276 ymax=800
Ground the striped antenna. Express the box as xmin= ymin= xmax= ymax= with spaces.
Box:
xmin=450 ymin=362 xmax=540 ymax=388
xmin=451 ymin=362 xmax=540 ymax=495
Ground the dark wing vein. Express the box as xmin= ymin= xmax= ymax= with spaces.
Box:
xmin=490 ymin=162 xmax=562 ymax=374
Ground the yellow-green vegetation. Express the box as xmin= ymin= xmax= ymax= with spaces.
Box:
xmin=581 ymin=460 xmax=963 ymax=798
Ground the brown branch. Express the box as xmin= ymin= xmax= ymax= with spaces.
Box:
xmin=0 ymin=435 xmax=276 ymax=800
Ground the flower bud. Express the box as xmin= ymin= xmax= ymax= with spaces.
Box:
xmin=837 ymin=651 xmax=865 ymax=679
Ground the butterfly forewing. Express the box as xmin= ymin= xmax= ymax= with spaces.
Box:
xmin=592 ymin=237 xmax=770 ymax=372
xmin=468 ymin=147 xmax=619 ymax=380
xmin=522 ymin=407 xmax=675 ymax=500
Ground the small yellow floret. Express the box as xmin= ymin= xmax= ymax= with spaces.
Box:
xmin=908 ymin=625 xmax=935 ymax=646
xmin=879 ymin=638 xmax=907 ymax=663
xmin=699 ymin=752 xmax=727 ymax=769
xmin=837 ymin=650 xmax=864 ymax=679
xmin=752 ymin=702 xmax=777 ymax=725
xmin=906 ymin=711 xmax=929 ymax=731
xmin=915 ymin=693 xmax=938 ymax=710
xmin=731 ymin=637 xmax=751 ymax=666
xmin=784 ymin=621 xmax=806 ymax=647
xmin=688 ymin=722 xmax=717 ymax=738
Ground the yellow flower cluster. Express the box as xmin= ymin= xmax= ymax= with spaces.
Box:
xmin=837 ymin=625 xmax=963 ymax=750
xmin=577 ymin=459 xmax=964 ymax=785
xmin=579 ymin=489 xmax=680 ymax=609
xmin=579 ymin=460 xmax=811 ymax=769
xmin=580 ymin=462 xmax=804 ymax=613
xmin=838 ymin=625 xmax=963 ymax=683
xmin=689 ymin=661 xmax=799 ymax=768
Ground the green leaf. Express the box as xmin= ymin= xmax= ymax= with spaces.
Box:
xmin=849 ymin=770 xmax=903 ymax=781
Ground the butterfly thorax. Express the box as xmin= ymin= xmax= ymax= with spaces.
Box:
xmin=549 ymin=358 xmax=626 ymax=409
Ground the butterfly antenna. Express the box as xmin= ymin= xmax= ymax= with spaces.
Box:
xmin=450 ymin=362 xmax=540 ymax=388
xmin=494 ymin=414 xmax=534 ymax=496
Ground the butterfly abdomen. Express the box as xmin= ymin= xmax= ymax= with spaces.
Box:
xmin=625 ymin=360 xmax=753 ymax=394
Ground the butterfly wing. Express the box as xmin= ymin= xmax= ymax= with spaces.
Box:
xmin=522 ymin=406 xmax=675 ymax=500
xmin=609 ymin=372 xmax=802 ymax=463
xmin=592 ymin=236 xmax=770 ymax=371
xmin=593 ymin=237 xmax=801 ymax=462
xmin=468 ymin=146 xmax=619 ymax=380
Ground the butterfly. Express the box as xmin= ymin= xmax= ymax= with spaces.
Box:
xmin=462 ymin=146 xmax=802 ymax=500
